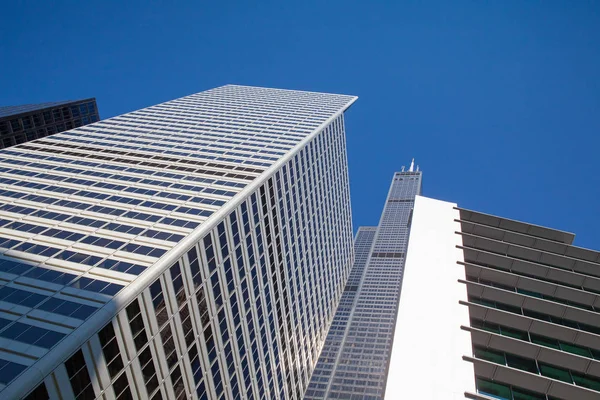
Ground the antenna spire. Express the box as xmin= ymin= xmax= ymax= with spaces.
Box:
xmin=409 ymin=158 xmax=415 ymax=172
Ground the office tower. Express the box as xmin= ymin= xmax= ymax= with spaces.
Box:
xmin=387 ymin=195 xmax=600 ymax=399
xmin=305 ymin=163 xmax=422 ymax=399
xmin=0 ymin=99 xmax=100 ymax=149
xmin=0 ymin=85 xmax=356 ymax=400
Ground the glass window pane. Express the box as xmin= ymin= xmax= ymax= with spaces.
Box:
xmin=482 ymin=321 xmax=501 ymax=334
xmin=474 ymin=347 xmax=506 ymax=365
xmin=476 ymin=377 xmax=511 ymax=400
xmin=530 ymin=334 xmax=560 ymax=350
xmin=523 ymin=309 xmax=552 ymax=322
xmin=559 ymin=342 xmax=592 ymax=358
xmin=539 ymin=363 xmax=572 ymax=383
xmin=497 ymin=302 xmax=521 ymax=314
xmin=590 ymin=348 xmax=600 ymax=360
xmin=500 ymin=326 xmax=528 ymax=341
xmin=471 ymin=319 xmax=486 ymax=330
xmin=512 ymin=387 xmax=546 ymax=400
xmin=506 ymin=353 xmax=539 ymax=374
xmin=572 ymin=372 xmax=600 ymax=391
xmin=470 ymin=296 xmax=496 ymax=308
xmin=517 ymin=288 xmax=543 ymax=298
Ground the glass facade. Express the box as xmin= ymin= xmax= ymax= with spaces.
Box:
xmin=459 ymin=208 xmax=600 ymax=399
xmin=305 ymin=170 xmax=422 ymax=399
xmin=0 ymin=85 xmax=357 ymax=399
xmin=0 ymin=99 xmax=100 ymax=149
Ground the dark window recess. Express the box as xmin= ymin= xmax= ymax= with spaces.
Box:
xmin=126 ymin=299 xmax=149 ymax=351
xmin=170 ymin=262 xmax=186 ymax=306
xmin=23 ymin=382 xmax=49 ymax=400
xmin=65 ymin=350 xmax=95 ymax=399
xmin=188 ymin=246 xmax=202 ymax=289
xmin=113 ymin=372 xmax=133 ymax=400
xmin=171 ymin=365 xmax=186 ymax=399
xmin=470 ymin=318 xmax=600 ymax=360
xmin=161 ymin=323 xmax=178 ymax=368
xmin=29 ymin=141 xmax=255 ymax=180
xmin=474 ymin=345 xmax=600 ymax=392
xmin=98 ymin=322 xmax=125 ymax=378
xmin=218 ymin=222 xmax=229 ymax=259
xmin=139 ymin=347 xmax=160 ymax=396
xmin=10 ymin=119 xmax=21 ymax=132
xmin=150 ymin=279 xmax=169 ymax=327
xmin=468 ymin=295 xmax=600 ymax=336
xmin=180 ymin=303 xmax=195 ymax=348
xmin=127 ymin=299 xmax=160 ymax=397
xmin=196 ymin=287 xmax=210 ymax=327
xmin=188 ymin=343 xmax=204 ymax=387
xmin=371 ymin=252 xmax=404 ymax=258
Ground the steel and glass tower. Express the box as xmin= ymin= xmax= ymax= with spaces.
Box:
xmin=305 ymin=163 xmax=422 ymax=399
xmin=0 ymin=85 xmax=356 ymax=399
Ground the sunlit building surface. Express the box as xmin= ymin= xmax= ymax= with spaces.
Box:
xmin=0 ymin=85 xmax=356 ymax=399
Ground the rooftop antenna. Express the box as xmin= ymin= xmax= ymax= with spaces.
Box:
xmin=401 ymin=166 xmax=405 ymax=172
xmin=409 ymin=158 xmax=415 ymax=172
xmin=416 ymin=165 xmax=419 ymax=172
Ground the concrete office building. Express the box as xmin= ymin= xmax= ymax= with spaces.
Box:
xmin=387 ymin=197 xmax=600 ymax=399
xmin=0 ymin=85 xmax=356 ymax=399
xmin=0 ymin=99 xmax=100 ymax=149
xmin=305 ymin=163 xmax=422 ymax=399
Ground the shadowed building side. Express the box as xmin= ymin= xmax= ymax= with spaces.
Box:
xmin=0 ymin=99 xmax=100 ymax=149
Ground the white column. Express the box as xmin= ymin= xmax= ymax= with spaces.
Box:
xmin=385 ymin=195 xmax=475 ymax=399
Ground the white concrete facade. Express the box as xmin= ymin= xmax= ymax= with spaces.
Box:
xmin=385 ymin=195 xmax=475 ymax=399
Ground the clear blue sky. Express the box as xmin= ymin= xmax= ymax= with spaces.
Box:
xmin=1 ymin=1 xmax=599 ymax=248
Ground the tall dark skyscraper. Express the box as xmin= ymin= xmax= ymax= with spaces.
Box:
xmin=0 ymin=85 xmax=357 ymax=399
xmin=0 ymin=99 xmax=99 ymax=149
xmin=305 ymin=162 xmax=422 ymax=399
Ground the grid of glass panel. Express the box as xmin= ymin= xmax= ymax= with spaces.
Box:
xmin=0 ymin=101 xmax=81 ymax=118
xmin=3 ymin=85 xmax=356 ymax=399
xmin=305 ymin=171 xmax=422 ymax=400
xmin=305 ymin=227 xmax=376 ymax=398
xmin=0 ymin=99 xmax=99 ymax=149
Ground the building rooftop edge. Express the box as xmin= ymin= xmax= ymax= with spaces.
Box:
xmin=456 ymin=206 xmax=576 ymax=245
xmin=223 ymin=84 xmax=358 ymax=99
xmin=0 ymin=98 xmax=96 ymax=108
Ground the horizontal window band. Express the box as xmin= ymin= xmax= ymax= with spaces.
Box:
xmin=371 ymin=252 xmax=404 ymax=258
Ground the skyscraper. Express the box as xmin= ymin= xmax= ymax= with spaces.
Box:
xmin=309 ymin=164 xmax=600 ymax=400
xmin=0 ymin=85 xmax=357 ymax=399
xmin=385 ymin=195 xmax=600 ymax=398
xmin=0 ymin=99 xmax=100 ymax=149
xmin=305 ymin=163 xmax=422 ymax=399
